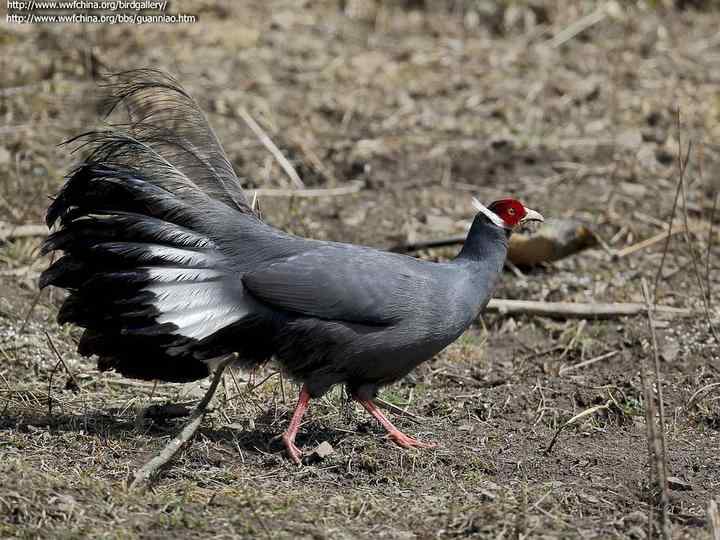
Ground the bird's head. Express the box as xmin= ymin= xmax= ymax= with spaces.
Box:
xmin=472 ymin=197 xmax=544 ymax=231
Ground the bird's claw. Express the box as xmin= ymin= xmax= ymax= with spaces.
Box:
xmin=282 ymin=435 xmax=303 ymax=465
xmin=389 ymin=431 xmax=437 ymax=449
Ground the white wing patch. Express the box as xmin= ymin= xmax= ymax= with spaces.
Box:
xmin=146 ymin=278 xmax=250 ymax=341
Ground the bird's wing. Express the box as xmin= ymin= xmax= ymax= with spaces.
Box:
xmin=242 ymin=246 xmax=425 ymax=325
xmin=96 ymin=69 xmax=253 ymax=214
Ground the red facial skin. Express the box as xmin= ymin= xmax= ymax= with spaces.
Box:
xmin=488 ymin=199 xmax=527 ymax=228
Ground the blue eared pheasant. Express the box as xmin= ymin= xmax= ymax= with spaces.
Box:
xmin=41 ymin=70 xmax=543 ymax=464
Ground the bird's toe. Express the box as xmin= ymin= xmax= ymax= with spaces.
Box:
xmin=282 ymin=436 xmax=303 ymax=465
xmin=389 ymin=431 xmax=437 ymax=449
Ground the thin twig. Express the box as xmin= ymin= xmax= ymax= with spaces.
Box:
xmin=653 ymin=109 xmax=691 ymax=300
xmin=485 ymin=299 xmax=691 ymax=319
xmin=559 ymin=350 xmax=619 ymax=376
xmin=641 ymin=278 xmax=671 ymax=540
xmin=246 ymin=370 xmax=278 ymax=394
xmin=129 ymin=355 xmax=235 ymax=490
xmin=47 ymin=360 xmax=61 ymax=417
xmin=544 ymin=400 xmax=612 ymax=454
xmin=615 ymin=223 xmax=709 ymax=259
xmin=559 ymin=320 xmax=586 ymax=360
xmin=44 ymin=331 xmax=80 ymax=391
xmin=640 ymin=364 xmax=658 ymax=539
xmin=237 ymin=107 xmax=305 ymax=189
xmin=547 ymin=7 xmax=607 ymax=48
xmin=374 ymin=397 xmax=426 ymax=425
xmin=705 ymin=192 xmax=718 ymax=308
xmin=677 ymin=146 xmax=720 ymax=342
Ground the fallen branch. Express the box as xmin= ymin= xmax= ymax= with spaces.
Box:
xmin=252 ymin=181 xmax=363 ymax=198
xmin=486 ymin=299 xmax=691 ymax=319
xmin=130 ymin=355 xmax=234 ymax=490
xmin=237 ymin=107 xmax=305 ymax=189
xmin=0 ymin=222 xmax=47 ymax=242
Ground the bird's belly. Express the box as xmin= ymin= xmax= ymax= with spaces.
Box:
xmin=345 ymin=319 xmax=469 ymax=385
xmin=276 ymin=310 xmax=475 ymax=397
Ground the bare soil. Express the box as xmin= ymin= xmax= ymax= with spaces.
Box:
xmin=1 ymin=1 xmax=719 ymax=538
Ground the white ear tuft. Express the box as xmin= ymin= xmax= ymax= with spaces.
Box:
xmin=472 ymin=197 xmax=509 ymax=229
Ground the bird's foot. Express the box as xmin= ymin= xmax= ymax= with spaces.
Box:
xmin=282 ymin=434 xmax=303 ymax=465
xmin=388 ymin=430 xmax=437 ymax=449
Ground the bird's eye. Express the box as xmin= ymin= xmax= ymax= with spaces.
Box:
xmin=507 ymin=208 xmax=515 ymax=216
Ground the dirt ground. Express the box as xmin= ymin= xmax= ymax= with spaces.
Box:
xmin=1 ymin=0 xmax=720 ymax=538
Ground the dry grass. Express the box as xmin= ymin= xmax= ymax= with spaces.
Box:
xmin=1 ymin=0 xmax=720 ymax=538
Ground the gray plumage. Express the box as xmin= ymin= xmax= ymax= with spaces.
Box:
xmin=41 ymin=69 xmax=515 ymax=404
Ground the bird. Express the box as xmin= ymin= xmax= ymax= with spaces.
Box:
xmin=40 ymin=69 xmax=543 ymax=464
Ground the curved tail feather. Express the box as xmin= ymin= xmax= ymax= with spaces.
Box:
xmin=41 ymin=71 xmax=272 ymax=381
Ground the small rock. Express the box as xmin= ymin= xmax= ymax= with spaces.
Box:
xmin=308 ymin=441 xmax=335 ymax=461
xmin=0 ymin=146 xmax=10 ymax=166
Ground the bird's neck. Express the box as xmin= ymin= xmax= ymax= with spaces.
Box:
xmin=454 ymin=214 xmax=510 ymax=268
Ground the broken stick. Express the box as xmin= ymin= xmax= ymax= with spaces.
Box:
xmin=486 ymin=299 xmax=690 ymax=319
xmin=130 ymin=355 xmax=234 ymax=489
xmin=237 ymin=107 xmax=305 ymax=189
xmin=0 ymin=223 xmax=47 ymax=243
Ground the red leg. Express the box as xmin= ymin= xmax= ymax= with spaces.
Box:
xmin=357 ymin=399 xmax=436 ymax=449
xmin=282 ymin=385 xmax=311 ymax=464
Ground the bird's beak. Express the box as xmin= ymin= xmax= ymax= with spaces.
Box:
xmin=521 ymin=207 xmax=544 ymax=224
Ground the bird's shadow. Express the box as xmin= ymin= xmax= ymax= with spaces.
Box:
xmin=0 ymin=408 xmax=355 ymax=460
